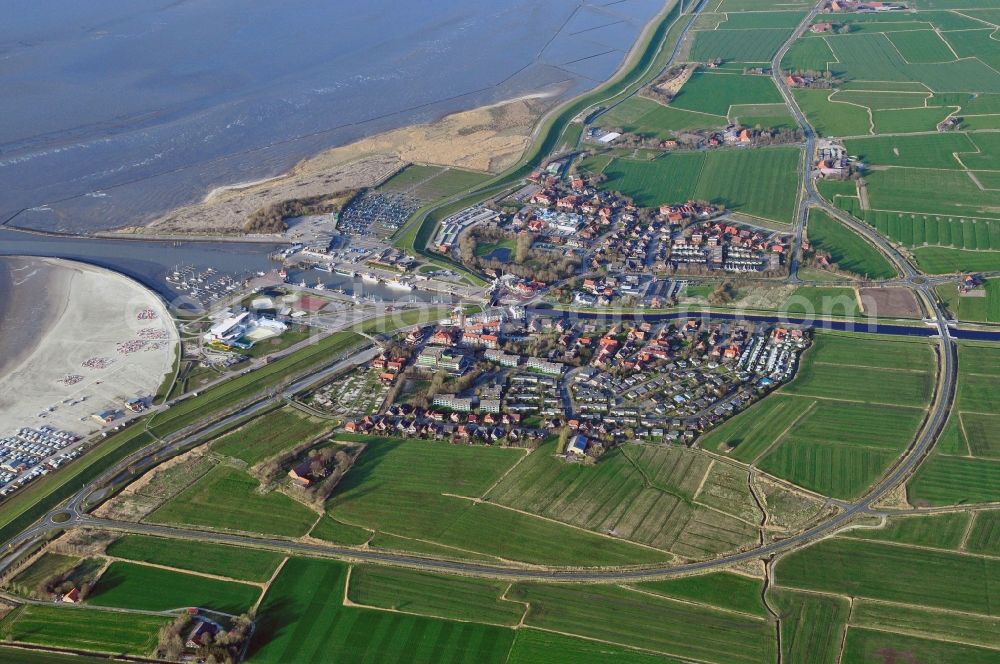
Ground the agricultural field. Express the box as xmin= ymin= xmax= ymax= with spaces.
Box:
xmin=793 ymin=89 xmax=872 ymax=137
xmin=841 ymin=628 xmax=1000 ymax=664
xmin=707 ymin=332 xmax=934 ymax=499
xmin=505 ymin=630 xmax=686 ymax=664
xmin=146 ymin=465 xmax=317 ymax=537
xmin=105 ymin=534 xmax=284 ymax=582
xmin=805 ymin=209 xmax=896 ymax=278
xmin=0 ymin=604 xmax=168 ymax=656
xmin=688 ymin=9 xmax=804 ymax=63
xmin=249 ymin=558 xmax=514 ymax=664
xmin=601 ymin=147 xmax=800 ymax=222
xmin=211 ymin=406 xmax=332 ymax=466
xmin=937 ymin=279 xmax=1000 ymax=323
xmin=768 ymin=588 xmax=849 ymax=664
xmin=775 ymin=537 xmax=1000 ymax=615
xmin=670 ymin=71 xmax=783 ymax=117
xmin=633 ymin=571 xmax=766 ymax=617
xmin=915 ymin=247 xmax=1000 ymax=274
xmin=507 ymin=582 xmax=776 ymax=664
xmin=908 ymin=342 xmax=1000 ymax=504
xmin=88 ymin=561 xmax=260 ymax=614
xmin=843 ymin=511 xmax=971 ymax=549
xmin=966 ymin=510 xmax=1000 ymax=555
xmin=850 ymin=598 xmax=1000 ymax=651
xmin=599 ymin=96 xmax=726 ymax=139
xmin=324 ymin=437 xmax=669 ymax=565
xmin=346 ymin=566 xmax=524 ymax=626
xmin=486 ymin=441 xmax=759 ymax=559
xmin=7 ymin=552 xmax=80 ymax=594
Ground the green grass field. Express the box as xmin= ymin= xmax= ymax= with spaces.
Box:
xmin=599 ymin=96 xmax=725 ymax=138
xmin=508 ymin=583 xmax=775 ymax=664
xmin=147 ymin=465 xmax=317 ymax=537
xmin=211 ymin=406 xmax=332 ymax=466
xmin=768 ymin=588 xmax=849 ymax=664
xmin=506 ymin=629 xmax=685 ymax=664
xmin=602 ymin=147 xmax=800 ymax=222
xmin=89 ymin=561 xmax=260 ymax=614
xmin=378 ymin=165 xmax=490 ymax=202
xmin=967 ymin=510 xmax=1000 ymax=555
xmin=325 ymin=437 xmax=668 ymax=565
xmin=633 ymin=572 xmax=766 ymax=617
xmin=689 ymin=28 xmax=796 ymax=62
xmin=347 ymin=566 xmax=524 ymax=626
xmin=670 ymin=72 xmax=782 ymax=117
xmin=8 ymin=552 xmax=80 ymax=594
xmin=775 ymin=537 xmax=1000 ymax=615
xmin=843 ymin=511 xmax=970 ymax=549
xmin=249 ymin=558 xmax=514 ymax=664
xmin=851 ymin=598 xmax=1000 ymax=650
xmin=0 ymin=647 xmax=113 ymax=664
xmin=872 ymin=106 xmax=953 ymax=133
xmin=309 ymin=513 xmax=373 ymax=545
xmin=0 ymin=605 xmax=168 ymax=656
xmin=105 ymin=534 xmax=284 ymax=582
xmin=842 ymin=627 xmax=1000 ymax=664
xmin=702 ymin=394 xmax=815 ymax=462
xmin=805 ymin=209 xmax=896 ymax=278
xmin=915 ymin=247 xmax=1000 ymax=273
xmin=485 ymin=441 xmax=757 ymax=559
xmin=844 ymin=133 xmax=974 ymax=169
xmin=793 ymin=89 xmax=871 ymax=137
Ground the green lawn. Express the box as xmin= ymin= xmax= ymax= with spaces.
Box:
xmin=0 ymin=605 xmax=168 ymax=656
xmin=775 ymin=537 xmax=1000 ymax=615
xmin=915 ymin=247 xmax=1000 ymax=274
xmin=147 ymin=465 xmax=317 ymax=537
xmin=249 ymin=558 xmax=514 ymax=664
xmin=347 ymin=566 xmax=524 ymax=626
xmin=309 ymin=513 xmax=373 ymax=545
xmin=105 ymin=534 xmax=284 ymax=582
xmin=89 ymin=561 xmax=260 ymax=614
xmin=211 ymin=406 xmax=332 ymax=465
xmin=602 ymin=147 xmax=800 ymax=223
xmin=806 ymin=209 xmax=896 ymax=278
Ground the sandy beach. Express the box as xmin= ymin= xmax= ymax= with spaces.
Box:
xmin=0 ymin=257 xmax=179 ymax=438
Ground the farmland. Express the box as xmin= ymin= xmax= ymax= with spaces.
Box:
xmin=599 ymin=96 xmax=725 ymax=139
xmin=841 ymin=628 xmax=1000 ymax=664
xmin=88 ymin=561 xmax=260 ymax=614
xmin=967 ymin=510 xmax=1000 ymax=555
xmin=323 ymin=437 xmax=669 ymax=565
xmin=670 ymin=71 xmax=782 ymax=117
xmin=850 ymin=599 xmax=1000 ymax=650
xmin=707 ymin=332 xmax=934 ymax=499
xmin=633 ymin=571 xmax=766 ymax=617
xmin=0 ymin=604 xmax=168 ymax=656
xmin=768 ymin=589 xmax=849 ymax=664
xmin=105 ymin=534 xmax=284 ymax=582
xmin=486 ymin=441 xmax=759 ymax=559
xmin=843 ymin=511 xmax=970 ymax=549
xmin=601 ymin=147 xmax=800 ymax=222
xmin=249 ymin=558 xmax=514 ymax=664
xmin=505 ymin=630 xmax=686 ymax=664
xmin=507 ymin=582 xmax=776 ymax=664
xmin=346 ymin=566 xmax=524 ymax=626
xmin=805 ymin=209 xmax=896 ymax=278
xmin=211 ymin=406 xmax=332 ymax=466
xmin=908 ymin=342 xmax=1000 ymax=505
xmin=147 ymin=465 xmax=317 ymax=537
xmin=775 ymin=537 xmax=1000 ymax=615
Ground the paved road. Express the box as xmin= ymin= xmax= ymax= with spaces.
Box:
xmin=0 ymin=0 xmax=962 ymax=585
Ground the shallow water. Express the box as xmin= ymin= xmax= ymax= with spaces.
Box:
xmin=1 ymin=0 xmax=663 ymax=233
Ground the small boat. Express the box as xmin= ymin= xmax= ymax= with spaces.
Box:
xmin=315 ymin=280 xmax=326 ymax=290
xmin=386 ymin=279 xmax=414 ymax=291
xmin=361 ymin=272 xmax=378 ymax=283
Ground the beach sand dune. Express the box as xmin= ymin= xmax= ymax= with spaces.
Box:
xmin=0 ymin=258 xmax=178 ymax=437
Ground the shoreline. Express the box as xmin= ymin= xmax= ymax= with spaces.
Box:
xmin=0 ymin=258 xmax=69 ymax=381
xmin=0 ymin=257 xmax=179 ymax=438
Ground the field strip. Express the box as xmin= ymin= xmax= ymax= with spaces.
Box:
xmin=371 ymin=529 xmax=514 ymax=564
xmin=103 ymin=556 xmax=269 ymax=587
xmin=751 ymin=400 xmax=817 ymax=466
xmin=692 ymin=498 xmax=762 ymax=528
xmin=845 ymin=623 xmax=1000 ymax=652
xmin=855 ymin=593 xmax=1000 ymax=622
xmin=254 ymin=557 xmax=288 ymax=614
xmin=788 ymin=393 xmax=927 ymax=411
xmin=500 ymin=583 xmax=530 ymax=627
xmin=841 ymin=535 xmax=1000 ymax=560
xmin=812 ymin=361 xmax=930 ymax=374
xmin=959 ymin=511 xmax=978 ymax=551
xmin=441 ymin=493 xmax=676 ymax=556
xmin=692 ymin=459 xmax=714 ymax=502
xmin=957 ymin=412 xmax=976 ymax=457
xmin=519 ymin=625 xmax=715 ymax=664
xmin=620 ymin=583 xmax=768 ymax=621
xmin=480 ymin=448 xmax=531 ymax=500
xmin=617 ymin=446 xmax=691 ymax=503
